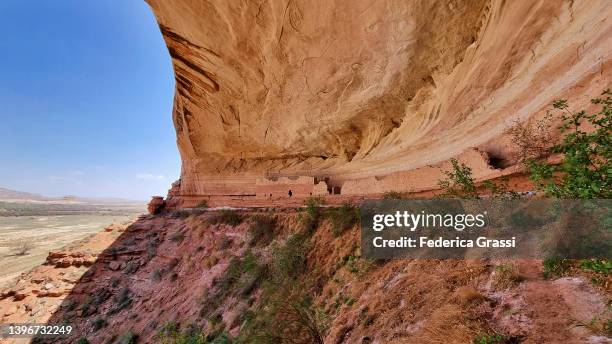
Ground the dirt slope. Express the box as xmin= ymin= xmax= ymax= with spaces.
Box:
xmin=1 ymin=210 xmax=609 ymax=343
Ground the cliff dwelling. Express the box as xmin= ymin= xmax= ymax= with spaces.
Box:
xmin=144 ymin=0 xmax=612 ymax=207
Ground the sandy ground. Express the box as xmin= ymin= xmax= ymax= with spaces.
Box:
xmin=0 ymin=214 xmax=139 ymax=288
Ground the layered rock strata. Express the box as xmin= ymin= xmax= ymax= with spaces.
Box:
xmin=145 ymin=0 xmax=612 ymax=203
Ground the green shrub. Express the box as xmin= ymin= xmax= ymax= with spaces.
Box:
xmin=585 ymin=317 xmax=612 ymax=337
xmin=327 ymin=203 xmax=359 ymax=237
xmin=118 ymin=331 xmax=138 ymax=344
xmin=527 ymin=90 xmax=611 ymax=198
xmin=505 ymin=112 xmax=554 ymax=162
xmin=300 ymin=197 xmax=324 ymax=235
xmin=473 ymin=333 xmax=508 ymax=344
xmin=492 ymin=263 xmax=521 ymax=290
xmin=237 ymin=289 xmax=328 ymax=344
xmin=218 ymin=251 xmax=263 ymax=294
xmin=543 ymin=257 xmax=572 ymax=279
xmin=108 ymin=287 xmax=132 ymax=315
xmin=439 ymin=160 xmax=520 ymax=199
xmin=342 ymin=255 xmax=373 ymax=275
xmin=170 ymin=231 xmax=185 ymax=243
xmin=210 ymin=210 xmax=243 ymax=226
xmin=76 ymin=338 xmax=89 ymax=344
xmin=481 ymin=176 xmax=520 ymax=199
xmin=196 ymin=200 xmax=208 ymax=208
xmin=271 ymin=234 xmax=308 ymax=280
xmin=158 ymin=322 xmax=202 ymax=344
xmin=580 ymin=259 xmax=611 ymax=275
xmin=92 ymin=316 xmax=107 ymax=331
xmin=438 ymin=159 xmax=479 ymax=199
xmin=157 ymin=322 xmax=230 ymax=344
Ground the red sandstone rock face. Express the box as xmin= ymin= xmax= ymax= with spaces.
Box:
xmin=45 ymin=251 xmax=97 ymax=268
xmin=145 ymin=0 xmax=612 ymax=198
xmin=147 ymin=196 xmax=165 ymax=214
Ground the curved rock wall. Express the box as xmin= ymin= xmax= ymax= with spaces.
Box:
xmin=145 ymin=0 xmax=612 ymax=198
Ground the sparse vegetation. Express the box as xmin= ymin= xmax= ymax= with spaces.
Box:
xmin=170 ymin=210 xmax=192 ymax=219
xmin=437 ymin=160 xmax=517 ymax=199
xmin=218 ymin=250 xmax=264 ymax=296
xmin=248 ymin=215 xmax=276 ymax=246
xmin=14 ymin=240 xmax=34 ymax=256
xmin=237 ymin=286 xmax=329 ymax=344
xmin=151 ymin=268 xmax=163 ymax=282
xmin=271 ymin=234 xmax=308 ymax=281
xmin=92 ymin=316 xmax=108 ymax=331
xmin=81 ymin=288 xmax=111 ymax=317
xmin=438 ymin=158 xmax=479 ymax=199
xmin=505 ymin=112 xmax=554 ymax=163
xmin=526 ymin=90 xmax=611 ymax=198
xmin=491 ymin=263 xmax=521 ymax=290
xmin=583 ymin=317 xmax=612 ymax=337
xmin=382 ymin=191 xmax=408 ymax=199
xmin=157 ymin=321 xmax=230 ymax=344
xmin=170 ymin=231 xmax=186 ymax=243
xmin=580 ymin=259 xmax=611 ymax=275
xmin=108 ymin=287 xmax=133 ymax=315
xmin=327 ymin=203 xmax=359 ymax=237
xmin=123 ymin=260 xmax=140 ymax=274
xmin=342 ymin=254 xmax=374 ymax=276
xmin=300 ymin=196 xmax=324 ymax=235
xmin=473 ymin=333 xmax=509 ymax=344
xmin=196 ymin=200 xmax=209 ymax=208
xmin=209 ymin=209 xmax=243 ymax=226
xmin=542 ymin=257 xmax=572 ymax=279
xmin=117 ymin=331 xmax=138 ymax=344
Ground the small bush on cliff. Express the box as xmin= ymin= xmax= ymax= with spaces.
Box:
xmin=91 ymin=316 xmax=107 ymax=331
xmin=580 ymin=259 xmax=611 ymax=275
xmin=209 ymin=210 xmax=243 ymax=226
xmin=491 ymin=263 xmax=521 ymax=290
xmin=117 ymin=331 xmax=138 ymax=344
xmin=237 ymin=285 xmax=329 ymax=344
xmin=271 ymin=234 xmax=308 ymax=281
xmin=14 ymin=240 xmax=33 ymax=256
xmin=248 ymin=215 xmax=276 ymax=246
xmin=473 ymin=333 xmax=509 ymax=344
xmin=300 ymin=197 xmax=324 ymax=235
xmin=438 ymin=160 xmax=519 ymax=199
xmin=218 ymin=250 xmax=264 ymax=294
xmin=170 ymin=231 xmax=186 ymax=243
xmin=158 ymin=326 xmax=205 ymax=343
xmin=157 ymin=321 xmax=232 ymax=344
xmin=327 ymin=203 xmax=360 ymax=237
xmin=438 ymin=159 xmax=479 ymax=199
xmin=542 ymin=257 xmax=571 ymax=279
xmin=505 ymin=112 xmax=554 ymax=163
xmin=108 ymin=287 xmax=133 ymax=315
xmin=526 ymin=90 xmax=611 ymax=198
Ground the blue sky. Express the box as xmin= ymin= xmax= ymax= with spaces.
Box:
xmin=0 ymin=0 xmax=179 ymax=200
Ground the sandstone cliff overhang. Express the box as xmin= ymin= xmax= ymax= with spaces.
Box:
xmin=145 ymin=0 xmax=612 ymax=198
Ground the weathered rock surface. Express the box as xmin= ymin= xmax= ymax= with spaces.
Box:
xmin=146 ymin=0 xmax=611 ymax=198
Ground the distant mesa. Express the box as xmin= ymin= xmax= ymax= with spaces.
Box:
xmin=0 ymin=187 xmax=45 ymax=201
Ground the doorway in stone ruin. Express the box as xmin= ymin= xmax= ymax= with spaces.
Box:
xmin=333 ymin=186 xmax=341 ymax=195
